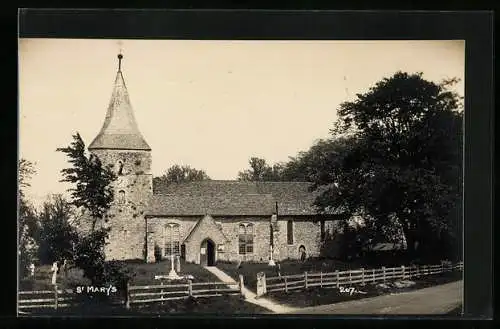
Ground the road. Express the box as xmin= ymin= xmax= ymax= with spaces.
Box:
xmin=290 ymin=280 xmax=463 ymax=315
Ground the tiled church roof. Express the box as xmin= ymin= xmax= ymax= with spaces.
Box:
xmin=89 ymin=58 xmax=151 ymax=151
xmin=148 ymin=180 xmax=327 ymax=216
xmin=147 ymin=193 xmax=276 ymax=216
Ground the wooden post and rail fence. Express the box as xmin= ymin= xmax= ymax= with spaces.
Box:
xmin=18 ymin=261 xmax=462 ymax=310
xmin=258 ymin=261 xmax=463 ymax=297
xmin=18 ymin=284 xmax=75 ymax=311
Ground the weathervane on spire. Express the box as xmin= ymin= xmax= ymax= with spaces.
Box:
xmin=118 ymin=53 xmax=123 ymax=72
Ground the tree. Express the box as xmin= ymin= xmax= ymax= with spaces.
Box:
xmin=57 ymin=133 xmax=116 ymax=231
xmin=154 ymin=164 xmax=210 ymax=187
xmin=18 ymin=159 xmax=39 ymax=276
xmin=38 ymin=194 xmax=78 ymax=264
xmin=312 ymin=72 xmax=463 ymax=261
xmin=282 ymin=137 xmax=355 ymax=183
xmin=19 ymin=158 xmax=37 ymax=194
xmin=57 ymin=133 xmax=132 ymax=288
xmin=237 ymin=157 xmax=285 ymax=181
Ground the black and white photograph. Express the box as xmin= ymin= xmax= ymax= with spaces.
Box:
xmin=18 ymin=37 xmax=464 ymax=316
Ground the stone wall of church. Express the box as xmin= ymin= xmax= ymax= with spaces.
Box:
xmin=90 ymin=149 xmax=153 ymax=261
xmin=142 ymin=215 xmax=343 ymax=265
xmin=271 ymin=218 xmax=319 ymax=260
xmin=145 ymin=217 xmax=199 ymax=263
xmin=216 ymin=217 xmax=273 ymax=263
xmin=273 ymin=218 xmax=341 ymax=261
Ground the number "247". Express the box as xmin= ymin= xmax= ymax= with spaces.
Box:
xmin=339 ymin=287 xmax=356 ymax=295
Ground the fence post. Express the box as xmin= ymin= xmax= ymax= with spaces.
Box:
xmin=361 ymin=268 xmax=365 ymax=285
xmin=304 ymin=272 xmax=308 ymax=289
xmin=401 ymin=266 xmax=405 ymax=280
xmin=54 ymin=284 xmax=58 ymax=310
xmin=382 ymin=267 xmax=386 ymax=283
xmin=125 ymin=280 xmax=130 ymax=309
xmin=320 ymin=271 xmax=323 ymax=288
xmin=336 ymin=270 xmax=339 ymax=288
xmin=188 ymin=279 xmax=193 ymax=297
xmin=349 ymin=270 xmax=352 ymax=284
xmin=238 ymin=275 xmax=244 ymax=297
xmin=441 ymin=261 xmax=444 ymax=274
xmin=372 ymin=268 xmax=375 ymax=284
xmin=284 ymin=276 xmax=288 ymax=293
xmin=160 ymin=281 xmax=165 ymax=305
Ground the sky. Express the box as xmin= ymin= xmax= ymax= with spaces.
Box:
xmin=18 ymin=39 xmax=464 ymax=209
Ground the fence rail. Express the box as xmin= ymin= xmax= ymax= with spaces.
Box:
xmin=18 ymin=285 xmax=76 ymax=310
xmin=263 ymin=261 xmax=463 ymax=295
xmin=127 ymin=279 xmax=243 ymax=307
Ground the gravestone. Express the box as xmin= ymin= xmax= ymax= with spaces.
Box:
xmin=275 ymin=263 xmax=281 ymax=278
xmin=256 ymin=272 xmax=267 ymax=297
xmin=51 ymin=261 xmax=58 ymax=285
xmin=176 ymin=255 xmax=181 ymax=272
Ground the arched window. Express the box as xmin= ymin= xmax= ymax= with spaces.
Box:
xmin=117 ymin=190 xmax=126 ymax=204
xmin=164 ymin=223 xmax=180 ymax=256
xmin=238 ymin=223 xmax=254 ymax=255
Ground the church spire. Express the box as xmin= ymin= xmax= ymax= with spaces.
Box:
xmin=88 ymin=53 xmax=151 ymax=151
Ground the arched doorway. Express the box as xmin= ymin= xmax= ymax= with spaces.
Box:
xmin=200 ymin=239 xmax=216 ymax=266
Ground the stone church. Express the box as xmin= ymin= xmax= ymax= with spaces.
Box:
xmin=87 ymin=54 xmax=344 ymax=266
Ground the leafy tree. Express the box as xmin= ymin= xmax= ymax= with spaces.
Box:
xmin=237 ymin=157 xmax=285 ymax=181
xmin=37 ymin=194 xmax=78 ymax=265
xmin=312 ymin=72 xmax=463 ymax=260
xmin=18 ymin=159 xmax=39 ymax=277
xmin=57 ymin=133 xmax=132 ymax=288
xmin=19 ymin=158 xmax=37 ymax=194
xmin=154 ymin=164 xmax=210 ymax=187
xmin=282 ymin=137 xmax=355 ymax=183
xmin=57 ymin=133 xmax=116 ymax=231
xmin=237 ymin=140 xmax=351 ymax=182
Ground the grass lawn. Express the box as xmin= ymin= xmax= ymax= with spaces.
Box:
xmin=19 ymin=259 xmax=220 ymax=292
xmin=216 ymin=258 xmax=367 ymax=292
xmin=265 ymin=271 xmax=463 ymax=308
xmin=117 ymin=259 xmax=221 ymax=285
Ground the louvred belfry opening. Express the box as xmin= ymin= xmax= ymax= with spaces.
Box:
xmin=88 ymin=53 xmax=151 ymax=151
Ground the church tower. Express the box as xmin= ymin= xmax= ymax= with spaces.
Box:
xmin=88 ymin=53 xmax=152 ymax=261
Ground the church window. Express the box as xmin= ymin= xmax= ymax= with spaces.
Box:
xmin=238 ymin=223 xmax=254 ymax=255
xmin=164 ymin=223 xmax=180 ymax=256
xmin=287 ymin=220 xmax=294 ymax=245
xmin=117 ymin=190 xmax=126 ymax=204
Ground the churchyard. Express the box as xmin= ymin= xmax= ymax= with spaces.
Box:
xmin=18 ymin=258 xmax=265 ymax=314
xmin=19 ymin=254 xmax=462 ymax=315
xmin=20 ymin=258 xmax=219 ymax=290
